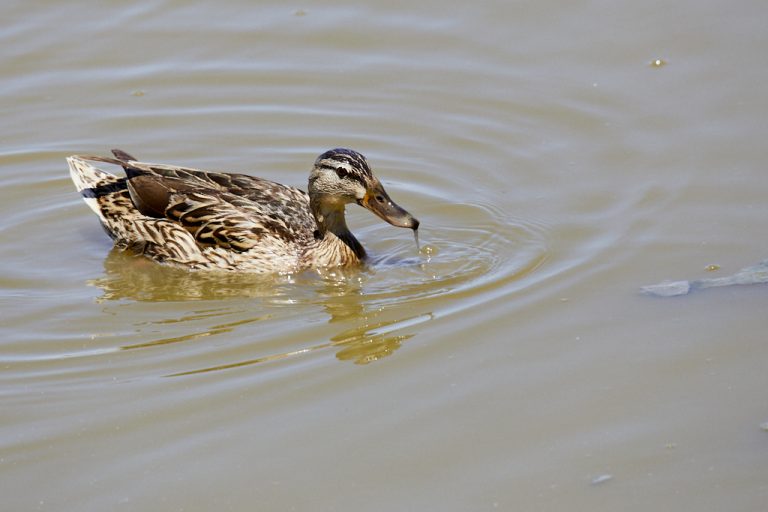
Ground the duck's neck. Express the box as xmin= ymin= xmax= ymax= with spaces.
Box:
xmin=309 ymin=197 xmax=366 ymax=263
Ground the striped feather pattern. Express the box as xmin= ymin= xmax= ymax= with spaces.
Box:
xmin=66 ymin=150 xmax=396 ymax=273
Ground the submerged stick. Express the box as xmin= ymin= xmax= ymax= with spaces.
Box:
xmin=641 ymin=259 xmax=768 ymax=297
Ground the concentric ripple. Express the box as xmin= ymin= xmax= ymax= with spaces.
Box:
xmin=349 ymin=199 xmax=550 ymax=312
xmin=57 ymin=191 xmax=551 ymax=373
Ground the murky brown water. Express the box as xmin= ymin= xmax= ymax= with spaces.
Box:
xmin=3 ymin=1 xmax=768 ymax=511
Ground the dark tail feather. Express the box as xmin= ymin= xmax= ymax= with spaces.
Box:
xmin=111 ymin=148 xmax=144 ymax=176
xmin=111 ymin=148 xmax=138 ymax=162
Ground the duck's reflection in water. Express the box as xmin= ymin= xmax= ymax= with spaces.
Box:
xmin=89 ymin=249 xmax=288 ymax=302
xmin=88 ymin=248 xmax=429 ymax=372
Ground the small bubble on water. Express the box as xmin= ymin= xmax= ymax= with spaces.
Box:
xmin=420 ymin=244 xmax=437 ymax=257
xmin=650 ymin=58 xmax=667 ymax=68
xmin=705 ymin=264 xmax=720 ymax=272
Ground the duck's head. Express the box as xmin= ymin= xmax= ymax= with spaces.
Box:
xmin=308 ymin=148 xmax=419 ymax=232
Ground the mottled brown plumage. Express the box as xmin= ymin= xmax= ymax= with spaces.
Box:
xmin=68 ymin=149 xmax=419 ymax=273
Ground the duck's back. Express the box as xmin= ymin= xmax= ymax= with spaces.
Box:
xmin=123 ymin=160 xmax=317 ymax=245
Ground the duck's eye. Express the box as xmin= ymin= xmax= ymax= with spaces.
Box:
xmin=335 ymin=167 xmax=349 ymax=179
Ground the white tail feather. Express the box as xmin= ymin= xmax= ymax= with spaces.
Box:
xmin=67 ymin=156 xmax=119 ymax=221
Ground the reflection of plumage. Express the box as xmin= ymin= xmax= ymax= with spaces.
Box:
xmin=68 ymin=149 xmax=418 ymax=273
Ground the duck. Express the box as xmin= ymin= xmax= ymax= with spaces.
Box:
xmin=67 ymin=148 xmax=419 ymax=273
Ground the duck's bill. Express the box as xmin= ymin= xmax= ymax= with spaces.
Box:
xmin=360 ymin=187 xmax=419 ymax=230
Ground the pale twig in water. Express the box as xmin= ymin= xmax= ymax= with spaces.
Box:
xmin=641 ymin=259 xmax=768 ymax=297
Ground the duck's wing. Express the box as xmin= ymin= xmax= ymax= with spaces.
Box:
xmin=111 ymin=148 xmax=306 ymax=204
xmin=127 ymin=174 xmax=314 ymax=253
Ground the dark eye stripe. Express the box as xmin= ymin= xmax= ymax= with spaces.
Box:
xmin=317 ymin=159 xmax=369 ymax=185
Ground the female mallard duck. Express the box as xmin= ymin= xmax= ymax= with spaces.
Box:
xmin=67 ymin=148 xmax=419 ymax=273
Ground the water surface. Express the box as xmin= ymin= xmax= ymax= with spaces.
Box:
xmin=2 ymin=1 xmax=768 ymax=511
